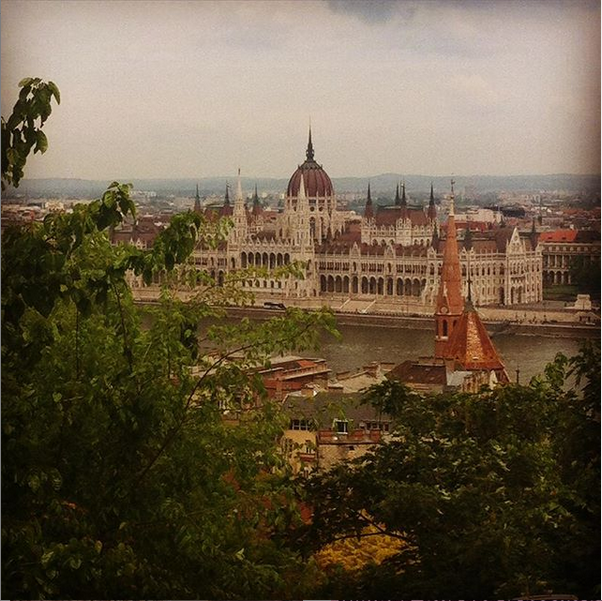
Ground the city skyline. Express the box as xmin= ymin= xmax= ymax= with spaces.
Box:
xmin=1 ymin=0 xmax=600 ymax=181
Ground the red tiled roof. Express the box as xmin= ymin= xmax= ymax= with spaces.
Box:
xmin=374 ymin=207 xmax=429 ymax=226
xmin=287 ymin=163 xmax=334 ymax=197
xmin=386 ymin=360 xmax=447 ymax=385
xmin=539 ymin=229 xmax=578 ymax=243
xmin=445 ymin=302 xmax=508 ymax=376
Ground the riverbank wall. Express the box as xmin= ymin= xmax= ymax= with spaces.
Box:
xmin=221 ymin=306 xmax=600 ymax=339
xmin=132 ymin=288 xmax=600 ymax=340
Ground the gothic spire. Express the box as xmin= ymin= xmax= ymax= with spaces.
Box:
xmin=224 ymin=182 xmax=230 ymax=206
xmin=252 ymin=183 xmax=261 ymax=216
xmin=530 ymin=218 xmax=539 ymax=249
xmin=464 ymin=225 xmax=473 ymax=250
xmin=401 ymin=180 xmax=407 ymax=207
xmin=194 ymin=183 xmax=201 ymax=212
xmin=298 ymin=171 xmax=307 ymax=199
xmin=394 ymin=182 xmax=401 ymax=206
xmin=236 ymin=168 xmax=243 ymax=202
xmin=428 ymin=181 xmax=437 ymax=221
xmin=364 ymin=182 xmax=374 ymax=219
xmin=306 ymin=124 xmax=315 ymax=161
xmin=434 ymin=177 xmax=464 ymax=359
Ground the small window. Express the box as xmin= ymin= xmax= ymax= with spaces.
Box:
xmin=333 ymin=419 xmax=349 ymax=434
xmin=290 ymin=419 xmax=311 ymax=431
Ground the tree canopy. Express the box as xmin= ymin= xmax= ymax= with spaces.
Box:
xmin=298 ymin=350 xmax=600 ymax=599
xmin=2 ymin=77 xmax=599 ymax=600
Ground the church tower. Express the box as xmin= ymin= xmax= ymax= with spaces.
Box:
xmin=434 ymin=180 xmax=464 ymax=358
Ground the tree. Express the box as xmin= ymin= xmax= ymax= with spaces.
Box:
xmin=299 ymin=346 xmax=600 ymax=599
xmin=569 ymin=255 xmax=601 ymax=298
xmin=2 ymin=80 xmax=337 ymax=599
xmin=2 ymin=184 xmax=339 ymax=598
xmin=1 ymin=77 xmax=60 ymax=190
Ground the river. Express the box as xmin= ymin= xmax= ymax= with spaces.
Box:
xmin=310 ymin=323 xmax=591 ymax=383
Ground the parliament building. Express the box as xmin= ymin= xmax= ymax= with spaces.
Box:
xmin=130 ymin=129 xmax=543 ymax=313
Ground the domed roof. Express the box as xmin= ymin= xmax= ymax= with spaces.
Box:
xmin=286 ymin=129 xmax=334 ymax=197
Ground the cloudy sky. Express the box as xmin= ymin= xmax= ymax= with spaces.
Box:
xmin=1 ymin=0 xmax=599 ymax=180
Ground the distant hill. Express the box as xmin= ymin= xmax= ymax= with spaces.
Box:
xmin=3 ymin=173 xmax=599 ymax=199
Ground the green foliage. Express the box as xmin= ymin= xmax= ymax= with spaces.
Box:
xmin=569 ymin=255 xmax=601 ymax=298
xmin=2 ymin=182 xmax=336 ymax=599
xmin=300 ymin=349 xmax=600 ymax=599
xmin=1 ymin=78 xmax=60 ymax=190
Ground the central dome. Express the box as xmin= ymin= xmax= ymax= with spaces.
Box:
xmin=286 ymin=129 xmax=334 ymax=197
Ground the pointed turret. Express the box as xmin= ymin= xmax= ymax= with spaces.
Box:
xmin=464 ymin=225 xmax=473 ymax=250
xmin=306 ymin=124 xmax=315 ymax=161
xmin=428 ymin=182 xmax=437 ymax=221
xmin=434 ymin=179 xmax=464 ymax=358
xmin=431 ymin=223 xmax=440 ymax=250
xmin=364 ymin=183 xmax=374 ymax=219
xmin=194 ymin=183 xmax=201 ymax=213
xmin=400 ymin=180 xmax=408 ymax=220
xmin=298 ymin=171 xmax=307 ymax=199
xmin=232 ymin=169 xmax=247 ymax=241
xmin=220 ymin=182 xmax=233 ymax=217
xmin=235 ymin=168 xmax=243 ymax=203
xmin=252 ymin=183 xmax=262 ymax=216
xmin=394 ymin=182 xmax=401 ymax=206
xmin=530 ymin=218 xmax=539 ymax=250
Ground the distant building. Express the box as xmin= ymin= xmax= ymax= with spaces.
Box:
xmin=281 ymin=391 xmax=392 ymax=475
xmin=121 ymin=128 xmax=543 ymax=311
xmin=387 ymin=185 xmax=510 ymax=392
xmin=539 ymin=229 xmax=601 ymax=286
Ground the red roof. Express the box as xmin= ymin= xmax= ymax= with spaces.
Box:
xmin=374 ymin=207 xmax=429 ymax=226
xmin=539 ymin=229 xmax=578 ymax=243
xmin=445 ymin=302 xmax=508 ymax=379
xmin=287 ymin=163 xmax=334 ymax=197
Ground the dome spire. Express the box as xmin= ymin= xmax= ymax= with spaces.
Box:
xmin=306 ymin=122 xmax=315 ymax=161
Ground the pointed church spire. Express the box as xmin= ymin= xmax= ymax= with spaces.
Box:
xmin=464 ymin=224 xmax=473 ymax=250
xmin=530 ymin=218 xmax=539 ymax=249
xmin=236 ymin=168 xmax=243 ymax=202
xmin=394 ymin=182 xmax=401 ymax=206
xmin=364 ymin=182 xmax=374 ymax=219
xmin=194 ymin=183 xmax=201 ymax=212
xmin=252 ymin=183 xmax=261 ymax=216
xmin=428 ymin=181 xmax=437 ymax=221
xmin=401 ymin=180 xmax=407 ymax=206
xmin=224 ymin=183 xmax=230 ymax=206
xmin=434 ymin=177 xmax=464 ymax=359
xmin=306 ymin=123 xmax=315 ymax=161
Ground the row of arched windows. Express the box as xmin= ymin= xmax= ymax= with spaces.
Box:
xmin=320 ymin=275 xmax=425 ymax=297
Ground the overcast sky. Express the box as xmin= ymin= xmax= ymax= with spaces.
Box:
xmin=1 ymin=0 xmax=599 ymax=180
